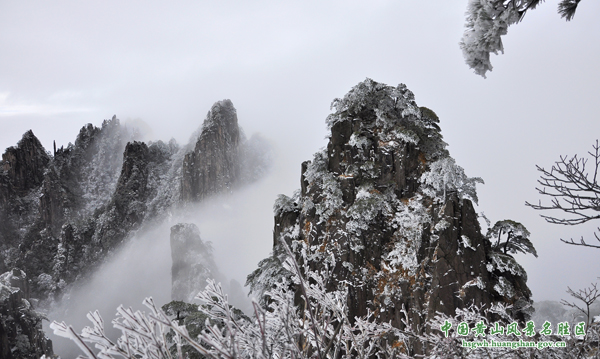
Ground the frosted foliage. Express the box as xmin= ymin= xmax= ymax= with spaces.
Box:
xmin=0 ymin=268 xmax=26 ymax=284
xmin=420 ymin=156 xmax=484 ymax=204
xmin=54 ymin=269 xmax=588 ymax=358
xmin=273 ymin=193 xmax=299 ymax=217
xmin=49 ymin=242 xmax=409 ymax=359
xmin=386 ymin=196 xmax=430 ymax=273
xmin=0 ymin=270 xmax=25 ymax=301
xmin=494 ymin=276 xmax=516 ymax=298
xmin=37 ymin=273 xmax=58 ymax=294
xmin=323 ymin=79 xmax=448 ymax=163
xmin=246 ymin=253 xmax=290 ymax=307
xmin=462 ymin=276 xmax=486 ymax=291
xmin=460 ymin=0 xmax=539 ymax=77
xmin=346 ymin=187 xmax=392 ymax=235
xmin=326 ymin=78 xmax=420 ymax=129
xmin=433 ymin=218 xmax=450 ymax=233
xmin=348 ymin=133 xmax=371 ymax=149
xmin=302 ymin=150 xmax=343 ymax=223
xmin=246 ymin=226 xmax=300 ymax=306
xmin=0 ymin=284 xmax=17 ymax=302
xmin=488 ymin=252 xmax=527 ymax=278
xmin=460 ymin=235 xmax=476 ymax=251
xmin=388 ymin=128 xmax=419 ymax=146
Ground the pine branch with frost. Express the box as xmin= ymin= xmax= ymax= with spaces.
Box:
xmin=460 ymin=0 xmax=585 ymax=77
xmin=486 ymin=220 xmax=537 ymax=257
xmin=460 ymin=0 xmax=534 ymax=78
xmin=48 ymin=238 xmax=408 ymax=358
xmin=420 ymin=156 xmax=484 ymax=205
xmin=49 ymin=298 xmax=194 ymax=359
xmin=326 ymin=79 xmax=420 ymax=129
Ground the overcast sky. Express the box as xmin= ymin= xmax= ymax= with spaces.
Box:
xmin=2 ymin=1 xmax=600 ymax=304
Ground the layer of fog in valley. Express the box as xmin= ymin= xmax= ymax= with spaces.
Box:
xmin=44 ymin=156 xmax=284 ymax=358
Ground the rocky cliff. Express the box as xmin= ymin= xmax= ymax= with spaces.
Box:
xmin=181 ymin=100 xmax=240 ymax=202
xmin=170 ymin=223 xmax=220 ymax=302
xmin=0 ymin=118 xmax=138 ymax=299
xmin=0 ymin=101 xmax=270 ymax=300
xmin=1 ymin=130 xmax=50 ymax=197
xmin=0 ymin=100 xmax=271 ymax=355
xmin=248 ymin=79 xmax=534 ymax=355
xmin=0 ymin=269 xmax=53 ymax=359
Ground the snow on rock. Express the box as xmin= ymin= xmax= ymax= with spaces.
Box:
xmin=0 ymin=268 xmax=53 ymax=359
xmin=170 ymin=223 xmax=222 ymax=302
xmin=0 ymin=102 xmax=272 ymax=306
xmin=248 ymin=79 xmax=534 ymax=356
xmin=180 ymin=99 xmax=271 ymax=202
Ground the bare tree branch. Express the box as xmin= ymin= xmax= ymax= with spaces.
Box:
xmin=526 ymin=140 xmax=600 ymax=248
xmin=561 ymin=283 xmax=600 ymax=323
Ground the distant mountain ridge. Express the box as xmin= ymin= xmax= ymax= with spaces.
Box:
xmin=0 ymin=101 xmax=271 ymax=358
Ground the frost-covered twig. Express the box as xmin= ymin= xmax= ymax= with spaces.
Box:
xmin=526 ymin=140 xmax=600 ymax=248
xmin=50 ymin=237 xmax=408 ymax=359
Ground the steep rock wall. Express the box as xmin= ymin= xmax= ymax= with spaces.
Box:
xmin=170 ymin=223 xmax=220 ymax=302
xmin=1 ymin=101 xmax=272 ymax=306
xmin=250 ymin=79 xmax=533 ymax=355
xmin=0 ymin=269 xmax=53 ymax=359
xmin=181 ymin=100 xmax=241 ymax=202
xmin=1 ymin=131 xmax=50 ymax=196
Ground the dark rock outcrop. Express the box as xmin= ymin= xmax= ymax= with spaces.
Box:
xmin=249 ymin=79 xmax=533 ymax=356
xmin=170 ymin=223 xmax=219 ymax=302
xmin=38 ymin=118 xmax=128 ymax=236
xmin=0 ymin=102 xmax=272 ymax=358
xmin=424 ymin=195 xmax=491 ymax=321
xmin=181 ymin=100 xmax=241 ymax=202
xmin=0 ymin=269 xmax=53 ymax=359
xmin=1 ymin=131 xmax=50 ymax=196
xmin=0 ymin=100 xmax=272 ymax=309
xmin=93 ymin=141 xmax=150 ymax=251
xmin=0 ymin=119 xmax=137 ymax=300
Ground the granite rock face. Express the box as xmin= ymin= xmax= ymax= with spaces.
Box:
xmin=0 ymin=118 xmax=137 ymax=300
xmin=93 ymin=140 xmax=151 ymax=251
xmin=0 ymin=101 xmax=271 ymax=305
xmin=0 ymin=131 xmax=52 ymax=275
xmin=170 ymin=223 xmax=219 ymax=302
xmin=1 ymin=131 xmax=50 ymax=196
xmin=181 ymin=100 xmax=241 ymax=202
xmin=0 ymin=269 xmax=53 ymax=359
xmin=249 ymin=79 xmax=533 ymax=355
xmin=0 ymin=101 xmax=270 ymax=358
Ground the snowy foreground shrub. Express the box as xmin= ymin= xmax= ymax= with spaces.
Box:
xmin=46 ymin=242 xmax=405 ymax=359
xmin=45 ymin=242 xmax=600 ymax=359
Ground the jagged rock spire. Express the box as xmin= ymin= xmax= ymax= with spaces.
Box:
xmin=249 ymin=79 xmax=533 ymax=356
xmin=1 ymin=130 xmax=50 ymax=194
xmin=181 ymin=99 xmax=241 ymax=202
xmin=170 ymin=223 xmax=219 ymax=302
